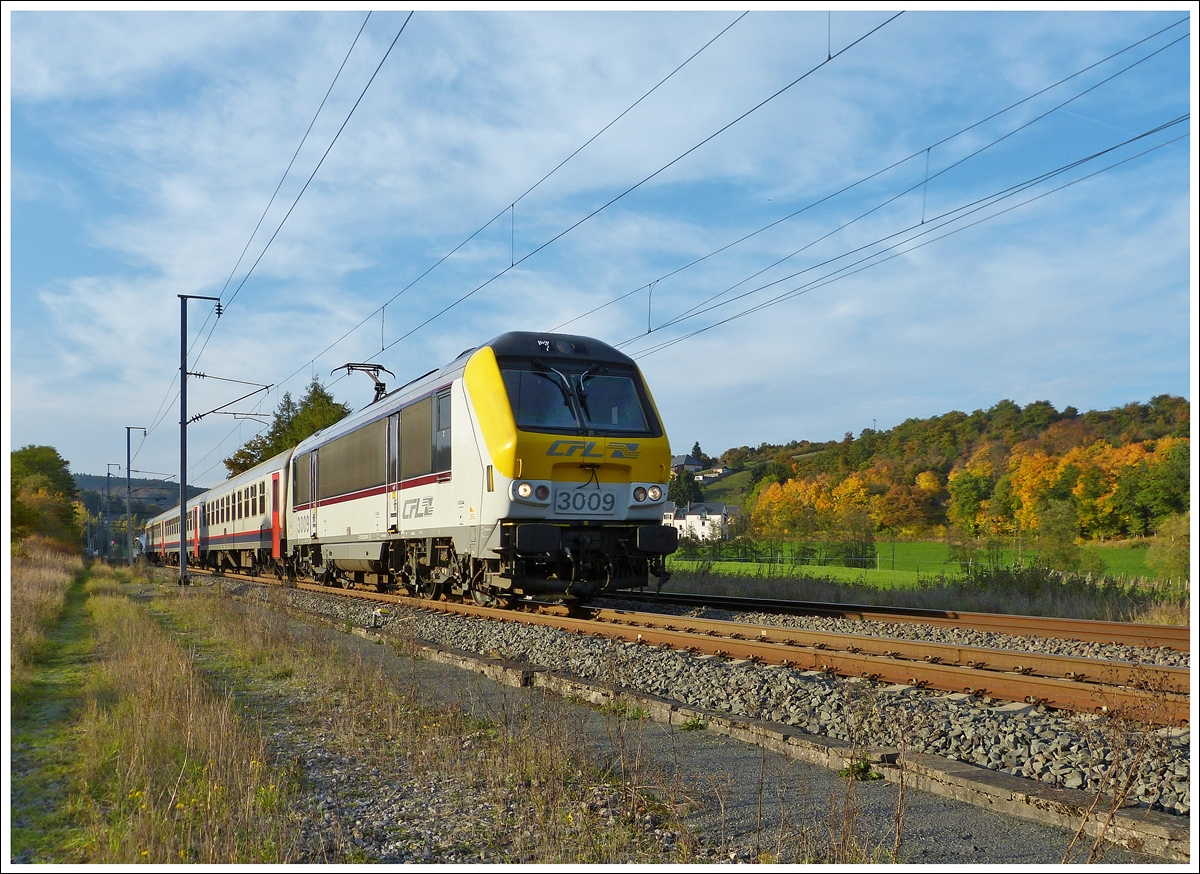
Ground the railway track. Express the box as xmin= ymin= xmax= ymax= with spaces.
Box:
xmin=612 ymin=590 xmax=1191 ymax=652
xmin=182 ymin=568 xmax=1189 ymax=725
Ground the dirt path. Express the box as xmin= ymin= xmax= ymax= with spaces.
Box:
xmin=10 ymin=572 xmax=95 ymax=863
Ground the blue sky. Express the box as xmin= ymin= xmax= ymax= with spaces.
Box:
xmin=4 ymin=7 xmax=1195 ymax=486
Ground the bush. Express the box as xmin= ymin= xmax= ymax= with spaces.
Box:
xmin=1146 ymin=512 xmax=1190 ymax=581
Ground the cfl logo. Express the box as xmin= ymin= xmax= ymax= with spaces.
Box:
xmin=609 ymin=442 xmax=640 ymax=459
xmin=402 ymin=497 xmax=434 ymax=519
xmin=547 ymin=440 xmax=604 ymax=458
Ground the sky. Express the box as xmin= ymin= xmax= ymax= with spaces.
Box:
xmin=4 ymin=6 xmax=1196 ymax=487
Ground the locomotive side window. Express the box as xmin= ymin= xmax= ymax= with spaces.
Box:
xmin=434 ymin=389 xmax=451 ymax=473
xmin=387 ymin=413 xmax=400 ymax=482
xmin=400 ymin=397 xmax=432 ymax=480
xmin=293 ymin=452 xmax=312 ymax=508
xmin=318 ymin=418 xmax=386 ymax=500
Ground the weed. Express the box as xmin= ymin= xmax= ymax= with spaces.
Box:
xmin=837 ymin=757 xmax=882 ymax=781
xmin=678 ymin=716 xmax=707 ymax=731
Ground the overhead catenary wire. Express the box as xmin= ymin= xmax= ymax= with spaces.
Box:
xmin=649 ymin=29 xmax=1189 ymax=334
xmin=372 ymin=11 xmax=904 ymax=358
xmin=145 ymin=10 xmax=414 ymax=478
xmin=166 ymin=14 xmax=1184 ymax=487
xmin=626 ymin=124 xmax=1189 ymax=361
xmin=266 ymin=11 xmax=750 ymax=401
xmin=550 ymin=16 xmax=1190 ymax=336
xmin=137 ymin=13 xmax=376 ymax=454
xmin=631 ymin=115 xmax=1188 ymax=351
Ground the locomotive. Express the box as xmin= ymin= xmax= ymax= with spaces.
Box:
xmin=145 ymin=331 xmax=678 ymax=603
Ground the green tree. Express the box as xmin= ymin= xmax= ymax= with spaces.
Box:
xmin=1146 ymin=512 xmax=1190 ymax=580
xmin=223 ymin=379 xmax=351 ymax=477
xmin=947 ymin=469 xmax=990 ymax=536
xmin=668 ymin=472 xmax=703 ymax=506
xmin=11 ymin=445 xmax=81 ymax=544
xmin=1036 ymin=499 xmax=1081 ymax=572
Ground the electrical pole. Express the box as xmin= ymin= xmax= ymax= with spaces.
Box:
xmin=105 ymin=463 xmax=119 ymax=561
xmin=179 ymin=294 xmax=221 ymax=585
xmin=126 ymin=427 xmax=146 ymax=565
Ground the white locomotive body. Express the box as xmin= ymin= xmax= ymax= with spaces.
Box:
xmin=147 ymin=331 xmax=678 ymax=602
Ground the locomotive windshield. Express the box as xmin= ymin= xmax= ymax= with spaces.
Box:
xmin=500 ymin=360 xmax=660 ymax=436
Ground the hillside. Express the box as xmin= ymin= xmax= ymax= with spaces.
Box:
xmin=701 ymin=395 xmax=1189 ymax=541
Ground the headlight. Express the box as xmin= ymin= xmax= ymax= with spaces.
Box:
xmin=516 ymin=482 xmax=533 ymax=498
xmin=534 ymin=484 xmax=550 ymax=501
xmin=633 ymin=486 xmax=647 ymax=502
xmin=647 ymin=485 xmax=662 ymax=501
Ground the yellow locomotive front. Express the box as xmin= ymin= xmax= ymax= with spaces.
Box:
xmin=463 ymin=332 xmax=677 ymax=600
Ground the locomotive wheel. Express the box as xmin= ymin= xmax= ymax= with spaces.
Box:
xmin=470 ymin=588 xmax=508 ymax=609
xmin=418 ymin=568 xmax=453 ymax=601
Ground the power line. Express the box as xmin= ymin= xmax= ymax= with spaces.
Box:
xmin=191 ymin=11 xmax=416 ymax=366
xmin=174 ymin=12 xmax=884 ymax=478
xmin=650 ymin=29 xmax=1188 ymax=334
xmin=147 ymin=13 xmax=415 ymax=466
xmin=374 ymin=11 xmax=904 ymax=358
xmin=137 ymin=12 xmax=378 ymax=450
xmin=551 ymin=17 xmax=1190 ymax=336
xmin=187 ymin=13 xmax=374 ymax=355
xmin=628 ymin=124 xmax=1189 ymax=360
xmin=266 ymin=11 xmax=750 ymax=399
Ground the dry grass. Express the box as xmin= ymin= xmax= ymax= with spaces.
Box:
xmin=66 ymin=566 xmax=303 ymax=863
xmin=10 ymin=536 xmax=83 ymax=693
xmin=155 ymin=586 xmax=689 ymax=863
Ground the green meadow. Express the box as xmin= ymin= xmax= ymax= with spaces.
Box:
xmin=667 ymin=539 xmax=1158 ymax=590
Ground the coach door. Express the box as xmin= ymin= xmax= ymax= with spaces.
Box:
xmin=271 ymin=472 xmax=281 ymax=558
xmin=193 ymin=506 xmax=200 ymax=558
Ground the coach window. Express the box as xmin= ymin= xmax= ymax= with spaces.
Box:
xmin=434 ymin=389 xmax=451 ymax=473
xmin=251 ymin=486 xmax=257 ymax=516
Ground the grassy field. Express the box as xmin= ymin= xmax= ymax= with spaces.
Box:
xmin=670 ymin=539 xmax=1162 ymax=588
xmin=697 ymin=469 xmax=754 ymax=505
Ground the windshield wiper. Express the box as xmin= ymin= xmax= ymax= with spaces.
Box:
xmin=531 ymin=360 xmax=574 ymax=410
xmin=576 ymin=365 xmax=613 ymax=422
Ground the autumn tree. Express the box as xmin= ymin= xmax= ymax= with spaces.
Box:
xmin=11 ymin=445 xmax=82 ymax=545
xmin=223 ymin=379 xmax=351 ymax=477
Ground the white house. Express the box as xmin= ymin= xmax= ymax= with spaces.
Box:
xmin=663 ymin=501 xmax=738 ymax=541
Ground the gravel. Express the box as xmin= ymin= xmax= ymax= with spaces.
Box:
xmin=203 ymin=579 xmax=1179 ymax=863
xmin=252 ymin=584 xmax=1189 ymax=820
xmin=599 ymin=597 xmax=1191 ymax=668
